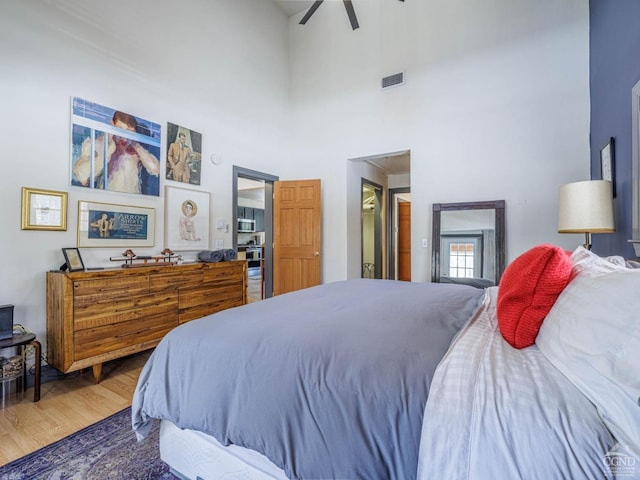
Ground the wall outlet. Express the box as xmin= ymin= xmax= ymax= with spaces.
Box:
xmin=422 ymin=238 xmax=428 ymax=248
xmin=214 ymin=239 xmax=224 ymax=249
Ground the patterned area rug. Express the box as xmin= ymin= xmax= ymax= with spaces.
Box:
xmin=0 ymin=407 xmax=178 ymax=479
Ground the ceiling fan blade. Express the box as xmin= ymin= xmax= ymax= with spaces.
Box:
xmin=343 ymin=0 xmax=359 ymax=30
xmin=299 ymin=0 xmax=324 ymax=25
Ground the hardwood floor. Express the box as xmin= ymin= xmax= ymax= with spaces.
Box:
xmin=1 ymin=280 xmax=261 ymax=467
xmin=0 ymin=351 xmax=150 ymax=466
xmin=248 ymin=275 xmax=263 ymax=303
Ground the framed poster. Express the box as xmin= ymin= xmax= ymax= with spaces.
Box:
xmin=164 ymin=186 xmax=210 ymax=251
xmin=21 ymin=187 xmax=67 ymax=231
xmin=78 ymin=200 xmax=155 ymax=247
xmin=70 ymin=97 xmax=162 ymax=196
xmin=166 ymin=122 xmax=202 ymax=185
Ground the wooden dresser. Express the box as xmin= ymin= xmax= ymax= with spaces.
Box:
xmin=46 ymin=261 xmax=247 ymax=382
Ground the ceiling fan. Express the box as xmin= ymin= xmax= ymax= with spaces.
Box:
xmin=299 ymin=0 xmax=405 ymax=31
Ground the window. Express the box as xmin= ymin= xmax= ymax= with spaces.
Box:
xmin=449 ymin=242 xmax=475 ymax=277
xmin=441 ymin=235 xmax=482 ymax=279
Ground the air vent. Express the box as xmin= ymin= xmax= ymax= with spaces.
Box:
xmin=381 ymin=71 xmax=405 ymax=89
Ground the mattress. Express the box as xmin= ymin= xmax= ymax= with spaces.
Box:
xmin=160 ymin=420 xmax=286 ymax=480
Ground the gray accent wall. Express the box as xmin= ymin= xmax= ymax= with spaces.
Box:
xmin=589 ymin=0 xmax=640 ymax=256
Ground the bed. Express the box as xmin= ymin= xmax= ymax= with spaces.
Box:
xmin=132 ymin=246 xmax=640 ymax=480
xmin=439 ymin=275 xmax=495 ymax=288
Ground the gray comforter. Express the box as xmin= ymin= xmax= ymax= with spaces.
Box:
xmin=132 ymin=279 xmax=483 ymax=480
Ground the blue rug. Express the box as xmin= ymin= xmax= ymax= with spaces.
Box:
xmin=0 ymin=407 xmax=177 ymax=479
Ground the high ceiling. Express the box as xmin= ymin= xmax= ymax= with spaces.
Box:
xmin=271 ymin=0 xmax=412 ymax=178
xmin=272 ymin=0 xmax=316 ymax=17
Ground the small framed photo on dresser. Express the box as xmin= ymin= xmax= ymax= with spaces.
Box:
xmin=600 ymin=137 xmax=616 ymax=197
xmin=61 ymin=247 xmax=85 ymax=271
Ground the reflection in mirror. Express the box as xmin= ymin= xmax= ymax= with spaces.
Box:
xmin=361 ymin=179 xmax=383 ymax=279
xmin=431 ymin=200 xmax=505 ymax=287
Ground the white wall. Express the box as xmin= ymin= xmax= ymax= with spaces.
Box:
xmin=287 ymin=0 xmax=591 ymax=282
xmin=0 ymin=0 xmax=290 ymax=352
xmin=0 ymin=0 xmax=591 ymax=359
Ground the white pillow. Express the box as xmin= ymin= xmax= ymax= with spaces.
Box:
xmin=570 ymin=246 xmax=627 ymax=277
xmin=536 ymin=268 xmax=640 ymax=456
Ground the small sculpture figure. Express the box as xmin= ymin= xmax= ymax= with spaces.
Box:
xmin=110 ymin=248 xmax=180 ymax=268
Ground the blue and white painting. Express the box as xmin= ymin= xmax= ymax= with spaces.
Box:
xmin=71 ymin=97 xmax=162 ymax=196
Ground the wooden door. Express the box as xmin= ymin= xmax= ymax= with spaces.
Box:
xmin=398 ymin=201 xmax=411 ymax=281
xmin=273 ymin=179 xmax=322 ymax=295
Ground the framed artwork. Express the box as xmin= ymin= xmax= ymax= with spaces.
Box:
xmin=600 ymin=137 xmax=616 ymax=197
xmin=61 ymin=247 xmax=85 ymax=271
xmin=21 ymin=187 xmax=67 ymax=231
xmin=77 ymin=200 xmax=155 ymax=247
xmin=164 ymin=186 xmax=210 ymax=251
xmin=166 ymin=122 xmax=203 ymax=185
xmin=70 ymin=97 xmax=162 ymax=196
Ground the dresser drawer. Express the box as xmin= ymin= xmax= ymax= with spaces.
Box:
xmin=202 ymin=264 xmax=245 ymax=284
xmin=74 ymin=312 xmax=178 ymax=361
xmin=74 ymin=292 xmax=178 ymax=330
xmin=73 ymin=276 xmax=149 ymax=298
xmin=179 ymin=284 xmax=244 ymax=323
xmin=149 ymin=271 xmax=203 ymax=292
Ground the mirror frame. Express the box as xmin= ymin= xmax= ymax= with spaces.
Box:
xmin=631 ymin=79 xmax=640 ymax=251
xmin=431 ymin=200 xmax=506 ymax=285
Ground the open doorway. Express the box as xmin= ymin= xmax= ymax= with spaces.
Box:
xmin=347 ymin=151 xmax=411 ymax=280
xmin=233 ymin=166 xmax=279 ymax=302
xmin=390 ymin=187 xmax=411 ymax=281
xmin=361 ymin=180 xmax=383 ymax=279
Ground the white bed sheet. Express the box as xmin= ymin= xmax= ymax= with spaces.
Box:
xmin=417 ymin=287 xmax=617 ymax=480
xmin=160 ymin=420 xmax=287 ymax=480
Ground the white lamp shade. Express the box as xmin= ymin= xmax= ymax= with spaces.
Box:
xmin=558 ymin=180 xmax=615 ymax=233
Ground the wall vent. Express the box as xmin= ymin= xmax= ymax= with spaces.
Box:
xmin=381 ymin=71 xmax=405 ymax=89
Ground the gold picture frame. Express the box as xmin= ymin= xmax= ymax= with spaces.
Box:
xmin=21 ymin=187 xmax=68 ymax=231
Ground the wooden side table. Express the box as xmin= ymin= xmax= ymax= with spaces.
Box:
xmin=0 ymin=333 xmax=41 ymax=402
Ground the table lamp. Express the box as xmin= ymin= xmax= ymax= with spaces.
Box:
xmin=558 ymin=180 xmax=615 ymax=250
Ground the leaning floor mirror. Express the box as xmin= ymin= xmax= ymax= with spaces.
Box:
xmin=431 ymin=200 xmax=506 ymax=287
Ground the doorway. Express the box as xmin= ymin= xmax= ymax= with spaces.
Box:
xmin=346 ymin=151 xmax=411 ymax=280
xmin=361 ymin=179 xmax=383 ymax=279
xmin=233 ymin=166 xmax=279 ymax=301
xmin=390 ymin=188 xmax=411 ymax=281
xmin=272 ymin=179 xmax=323 ymax=295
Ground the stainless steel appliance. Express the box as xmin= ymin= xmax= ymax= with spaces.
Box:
xmin=238 ymin=218 xmax=256 ymax=233
xmin=246 ymin=247 xmax=262 ymax=277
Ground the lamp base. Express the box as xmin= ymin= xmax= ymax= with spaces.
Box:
xmin=583 ymin=232 xmax=592 ymax=251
